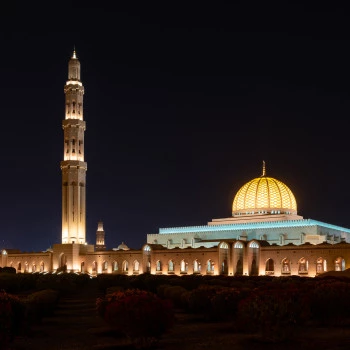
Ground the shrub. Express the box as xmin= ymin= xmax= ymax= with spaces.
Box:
xmin=0 ymin=290 xmax=27 ymax=349
xmin=97 ymin=289 xmax=174 ymax=349
xmin=0 ymin=267 xmax=16 ymax=274
xmin=237 ymin=285 xmax=311 ymax=342
xmin=25 ymin=289 xmax=60 ymax=323
xmin=310 ymin=279 xmax=350 ymax=325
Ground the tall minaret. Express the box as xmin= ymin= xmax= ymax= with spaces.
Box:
xmin=95 ymin=221 xmax=106 ymax=251
xmin=60 ymin=49 xmax=87 ymax=244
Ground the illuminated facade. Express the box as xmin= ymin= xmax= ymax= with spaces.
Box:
xmin=2 ymin=53 xmax=350 ymax=278
xmin=61 ymin=50 xmax=87 ymax=244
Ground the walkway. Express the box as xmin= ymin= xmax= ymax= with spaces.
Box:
xmin=10 ymin=284 xmax=125 ymax=350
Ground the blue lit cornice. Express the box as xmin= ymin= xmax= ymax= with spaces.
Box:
xmin=158 ymin=219 xmax=350 ymax=234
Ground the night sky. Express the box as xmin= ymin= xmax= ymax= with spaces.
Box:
xmin=1 ymin=3 xmax=350 ymax=252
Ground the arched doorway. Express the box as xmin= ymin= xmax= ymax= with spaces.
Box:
xmin=59 ymin=253 xmax=67 ymax=271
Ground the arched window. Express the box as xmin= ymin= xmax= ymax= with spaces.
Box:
xmin=156 ymin=260 xmax=162 ymax=272
xmin=180 ymin=260 xmax=188 ymax=273
xmin=219 ymin=242 xmax=229 ymax=249
xmin=113 ymin=261 xmax=118 ymax=272
xmin=168 ymin=260 xmax=174 ymax=272
xmin=32 ymin=264 xmax=36 ymax=273
xmin=122 ymin=260 xmax=129 ymax=273
xmin=281 ymin=258 xmax=291 ymax=274
xmin=298 ymin=257 xmax=308 ymax=274
xmin=92 ymin=261 xmax=97 ymax=273
xmin=133 ymin=260 xmax=140 ymax=272
xmin=234 ymin=242 xmax=244 ymax=249
xmin=102 ymin=261 xmax=108 ymax=272
xmin=60 ymin=253 xmax=67 ymax=268
xmin=17 ymin=262 xmax=21 ymax=272
xmin=265 ymin=258 xmax=274 ymax=274
xmin=249 ymin=241 xmax=259 ymax=248
xmin=193 ymin=259 xmax=201 ymax=273
xmin=206 ymin=259 xmax=214 ymax=274
xmin=24 ymin=262 xmax=29 ymax=272
xmin=40 ymin=262 xmax=44 ymax=272
xmin=316 ymin=257 xmax=323 ymax=273
xmin=335 ymin=257 xmax=345 ymax=271
xmin=81 ymin=262 xmax=85 ymax=273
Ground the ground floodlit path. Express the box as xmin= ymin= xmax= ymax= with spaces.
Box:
xmin=10 ymin=284 xmax=125 ymax=350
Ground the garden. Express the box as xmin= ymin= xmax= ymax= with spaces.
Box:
xmin=2 ymin=267 xmax=350 ymax=349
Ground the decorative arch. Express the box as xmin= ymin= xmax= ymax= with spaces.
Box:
xmin=133 ymin=260 xmax=140 ymax=272
xmin=156 ymin=260 xmax=162 ymax=272
xmin=335 ymin=257 xmax=345 ymax=271
xmin=281 ymin=258 xmax=291 ymax=274
xmin=193 ymin=259 xmax=201 ymax=273
xmin=265 ymin=258 xmax=274 ymax=275
xmin=248 ymin=241 xmax=259 ymax=276
xmin=168 ymin=260 xmax=174 ymax=273
xmin=316 ymin=257 xmax=327 ymax=274
xmin=234 ymin=242 xmax=244 ymax=249
xmin=122 ymin=260 xmax=129 ymax=273
xmin=219 ymin=242 xmax=229 ymax=249
xmin=234 ymin=241 xmax=244 ymax=276
xmin=219 ymin=242 xmax=229 ymax=275
xmin=206 ymin=259 xmax=214 ymax=274
xmin=180 ymin=259 xmax=188 ymax=273
xmin=249 ymin=241 xmax=259 ymax=248
xmin=102 ymin=261 xmax=108 ymax=273
xmin=298 ymin=257 xmax=308 ymax=274
xmin=59 ymin=253 xmax=67 ymax=268
xmin=92 ymin=261 xmax=97 ymax=274
xmin=112 ymin=261 xmax=118 ymax=272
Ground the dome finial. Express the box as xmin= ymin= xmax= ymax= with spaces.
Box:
xmin=72 ymin=46 xmax=77 ymax=59
xmin=262 ymin=160 xmax=266 ymax=176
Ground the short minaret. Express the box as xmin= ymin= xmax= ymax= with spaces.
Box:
xmin=95 ymin=221 xmax=106 ymax=251
xmin=60 ymin=49 xmax=87 ymax=244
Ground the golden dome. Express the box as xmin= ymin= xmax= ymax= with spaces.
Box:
xmin=232 ymin=162 xmax=297 ymax=216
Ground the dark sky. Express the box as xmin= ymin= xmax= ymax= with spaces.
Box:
xmin=1 ymin=2 xmax=350 ymax=251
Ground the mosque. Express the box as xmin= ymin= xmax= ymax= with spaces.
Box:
xmin=2 ymin=52 xmax=350 ymax=277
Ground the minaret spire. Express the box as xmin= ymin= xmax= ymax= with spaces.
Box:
xmin=95 ymin=221 xmax=106 ymax=251
xmin=72 ymin=46 xmax=77 ymax=59
xmin=61 ymin=52 xmax=87 ymax=244
xmin=262 ymin=160 xmax=266 ymax=177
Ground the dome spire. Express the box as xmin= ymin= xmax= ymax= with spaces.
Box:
xmin=262 ymin=160 xmax=266 ymax=177
xmin=72 ymin=46 xmax=77 ymax=59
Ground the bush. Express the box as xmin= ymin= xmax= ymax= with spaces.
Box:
xmin=97 ymin=289 xmax=174 ymax=349
xmin=310 ymin=279 xmax=350 ymax=325
xmin=0 ymin=290 xmax=27 ymax=349
xmin=0 ymin=267 xmax=16 ymax=274
xmin=25 ymin=289 xmax=60 ymax=323
xmin=237 ymin=285 xmax=311 ymax=342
